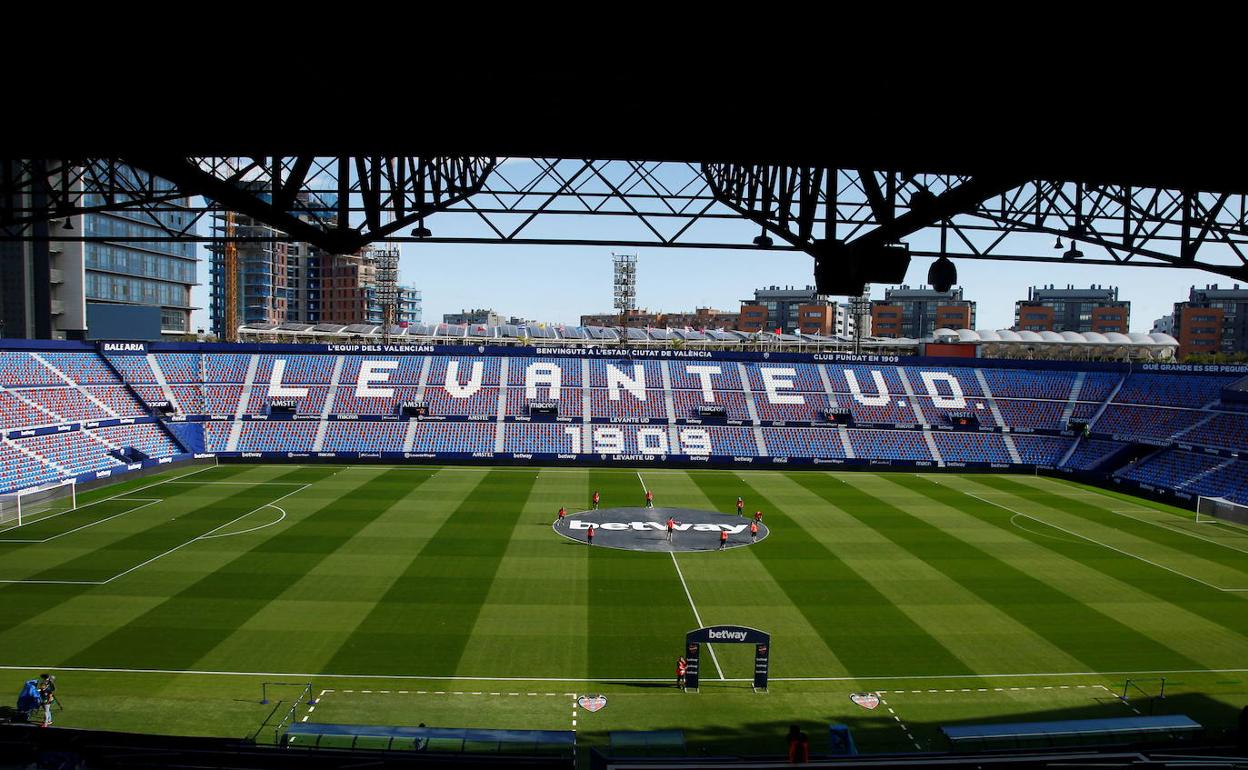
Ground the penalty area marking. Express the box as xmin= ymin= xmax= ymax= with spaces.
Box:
xmin=197 ymin=504 xmax=287 ymax=540
xmin=0 ymin=498 xmax=162 ymax=543
xmin=962 ymin=490 xmax=1248 ymax=592
xmin=0 ymin=484 xmax=310 ymax=585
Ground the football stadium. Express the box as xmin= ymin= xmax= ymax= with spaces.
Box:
xmin=4 ymin=70 xmax=1248 ymax=769
xmin=0 ymin=341 xmax=1246 ymax=766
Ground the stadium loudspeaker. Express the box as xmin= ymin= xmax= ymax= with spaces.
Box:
xmin=814 ymin=239 xmax=910 ymax=296
xmin=928 ymin=255 xmax=957 ymax=292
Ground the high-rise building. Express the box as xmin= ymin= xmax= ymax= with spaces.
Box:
xmin=0 ymin=215 xmax=85 ymax=340
xmin=1171 ymin=284 xmax=1248 ymax=358
xmin=210 ymin=192 xmax=419 ymax=337
xmin=871 ymin=286 xmax=975 ymax=339
xmin=2 ymin=164 xmax=195 ymax=339
xmin=1013 ymin=285 xmax=1129 ymax=333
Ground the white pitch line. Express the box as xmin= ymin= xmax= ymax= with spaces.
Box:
xmin=101 ymin=484 xmax=310 ymax=585
xmin=1102 ymin=508 xmax=1248 ymax=556
xmin=964 ymin=491 xmax=1248 ymax=593
xmin=877 ymin=693 xmax=921 ymax=750
xmin=670 ymin=551 xmax=724 ymax=680
xmin=637 ymin=469 xmax=723 ymax=681
xmin=0 ymin=663 xmax=1242 ymax=684
xmin=0 ymin=499 xmax=163 ymax=545
xmin=197 ymin=505 xmax=287 ymax=540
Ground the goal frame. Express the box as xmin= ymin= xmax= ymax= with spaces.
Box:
xmin=1196 ymin=496 xmax=1248 ymax=526
xmin=0 ymin=479 xmax=77 ymax=529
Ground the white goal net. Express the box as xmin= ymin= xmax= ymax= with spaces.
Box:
xmin=0 ymin=480 xmax=77 ymax=529
xmin=1196 ymin=496 xmax=1248 ymax=526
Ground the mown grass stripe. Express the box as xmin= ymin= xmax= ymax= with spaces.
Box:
xmin=689 ymin=471 xmax=972 ymax=677
xmin=644 ymin=469 xmax=853 ymax=679
xmin=454 ymin=468 xmax=592 ymax=678
xmin=947 ymin=475 xmax=1248 ymax=639
xmin=321 ymin=468 xmax=538 ymax=677
xmin=878 ymin=474 xmax=1209 ymax=672
xmin=586 ymin=469 xmax=693 ymax=679
xmin=65 ymin=467 xmax=419 ymax=670
xmin=0 ymin=469 xmax=323 ymax=647
xmin=978 ymin=475 xmax=1248 ymax=580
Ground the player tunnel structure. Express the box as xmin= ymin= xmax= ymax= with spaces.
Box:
xmin=0 ymin=340 xmax=1245 ymax=508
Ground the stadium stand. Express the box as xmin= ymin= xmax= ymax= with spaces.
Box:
xmin=410 ymin=422 xmax=495 ymax=454
xmin=1094 ymin=404 xmax=1208 ymax=442
xmin=323 ymin=421 xmax=407 ymax=452
xmin=1011 ymin=435 xmax=1073 ymax=466
xmin=1112 ymin=373 xmax=1235 ymax=407
xmin=848 ymin=429 xmax=933 ymax=461
xmin=933 ymin=432 xmax=1012 ymax=464
xmin=1063 ymin=439 xmax=1128 ymax=470
xmin=671 ymin=389 xmax=749 ymax=420
xmin=89 ymin=423 xmax=181 ymax=458
xmin=588 ymin=388 xmax=668 ymax=420
xmin=505 ymin=388 xmax=583 ymax=418
xmin=762 ymin=426 xmax=846 ymax=458
xmin=233 ymin=421 xmax=319 ymax=453
xmin=3 ymin=346 xmax=1248 ymax=505
xmin=12 ymin=431 xmax=124 ymax=476
xmin=0 ymin=439 xmax=61 ymax=491
xmin=0 ymin=352 xmax=63 ymax=386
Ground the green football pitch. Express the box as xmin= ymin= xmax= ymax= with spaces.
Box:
xmin=1 ymin=462 xmax=1246 ymax=756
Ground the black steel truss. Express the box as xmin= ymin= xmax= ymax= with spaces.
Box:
xmin=4 ymin=157 xmax=1248 ymax=292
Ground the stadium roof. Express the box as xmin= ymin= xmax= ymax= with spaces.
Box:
xmin=234 ymin=322 xmax=1176 ymax=361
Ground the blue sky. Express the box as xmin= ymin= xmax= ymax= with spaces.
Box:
xmin=187 ymin=197 xmax=1230 ymax=335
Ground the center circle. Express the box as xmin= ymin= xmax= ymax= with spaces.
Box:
xmin=553 ymin=506 xmax=769 ymax=552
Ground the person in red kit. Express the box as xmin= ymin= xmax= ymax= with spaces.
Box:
xmin=750 ymin=521 xmax=760 ymax=542
xmin=666 ymin=516 xmax=677 ymax=543
xmin=592 ymin=490 xmax=600 ymax=510
xmin=753 ymin=509 xmax=763 ymax=523
xmin=736 ymin=496 xmax=744 ymax=516
xmin=556 ymin=506 xmax=567 ymax=527
xmin=718 ymin=529 xmax=728 ymax=550
xmin=645 ymin=489 xmax=654 ymax=509
xmin=587 ymin=524 xmax=596 ymax=546
xmin=676 ymin=656 xmax=687 ymax=688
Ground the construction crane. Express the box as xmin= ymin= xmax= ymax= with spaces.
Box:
xmin=224 ymin=210 xmax=239 ymax=343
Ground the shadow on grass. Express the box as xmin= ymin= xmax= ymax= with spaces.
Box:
xmin=577 ymin=692 xmax=1247 ymax=758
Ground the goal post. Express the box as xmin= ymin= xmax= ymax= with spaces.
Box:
xmin=1196 ymin=496 xmax=1248 ymax=526
xmin=0 ymin=480 xmax=76 ymax=529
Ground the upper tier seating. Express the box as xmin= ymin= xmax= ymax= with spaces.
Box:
xmin=1063 ymin=439 xmax=1127 ymax=470
xmin=1094 ymin=405 xmax=1207 ymax=442
xmin=1011 ymin=435 xmax=1072 ymax=465
xmin=1113 ymin=374 xmax=1235 ymax=407
xmin=90 ymin=423 xmax=181 ymax=458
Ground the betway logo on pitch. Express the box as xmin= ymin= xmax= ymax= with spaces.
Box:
xmin=707 ymin=629 xmax=749 ymax=641
xmin=570 ymin=520 xmax=747 ymax=533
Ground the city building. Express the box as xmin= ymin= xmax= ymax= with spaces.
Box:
xmin=445 ymin=308 xmax=505 ymax=326
xmin=657 ymin=307 xmax=739 ymax=330
xmin=2 ymin=164 xmax=196 ymax=339
xmin=1013 ymin=285 xmax=1129 ymax=333
xmin=81 ymin=166 xmax=198 ymax=336
xmin=1171 ymin=284 xmax=1248 ymax=358
xmin=871 ymin=286 xmax=975 ymax=339
xmin=0 ymin=217 xmax=86 ymax=340
xmin=738 ymin=285 xmax=832 ymax=333
xmin=1152 ymin=314 xmax=1175 ymax=336
xmin=209 ymin=192 xmax=420 ymax=337
xmin=580 ymin=308 xmax=658 ymax=327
